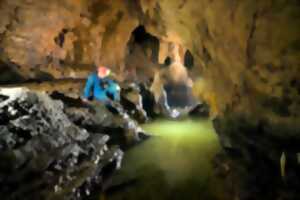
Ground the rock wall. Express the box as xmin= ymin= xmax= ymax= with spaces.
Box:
xmin=1 ymin=0 xmax=299 ymax=119
xmin=142 ymin=0 xmax=300 ymax=117
xmin=138 ymin=1 xmax=300 ymax=199
xmin=0 ymin=0 xmax=139 ymax=81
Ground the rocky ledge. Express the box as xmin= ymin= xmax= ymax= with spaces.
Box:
xmin=0 ymin=87 xmax=147 ymax=200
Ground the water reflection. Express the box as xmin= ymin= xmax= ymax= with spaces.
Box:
xmin=106 ymin=119 xmax=226 ymax=200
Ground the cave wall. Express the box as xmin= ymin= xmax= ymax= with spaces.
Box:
xmin=0 ymin=0 xmax=83 ymax=80
xmin=0 ymin=0 xmax=139 ymax=81
xmin=140 ymin=1 xmax=300 ymax=198
xmin=1 ymin=0 xmax=299 ymax=121
xmin=141 ymin=0 xmax=300 ymax=119
xmin=138 ymin=1 xmax=300 ymax=198
xmin=124 ymin=25 xmax=161 ymax=83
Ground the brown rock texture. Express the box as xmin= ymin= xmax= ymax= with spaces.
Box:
xmin=0 ymin=0 xmax=139 ymax=81
xmin=0 ymin=0 xmax=299 ymax=120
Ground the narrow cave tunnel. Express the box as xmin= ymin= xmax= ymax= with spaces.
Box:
xmin=126 ymin=25 xmax=199 ymax=113
xmin=0 ymin=1 xmax=300 ymax=200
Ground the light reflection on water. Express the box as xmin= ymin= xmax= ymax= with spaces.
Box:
xmin=106 ymin=119 xmax=226 ymax=200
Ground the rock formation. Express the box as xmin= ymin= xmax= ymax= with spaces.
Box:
xmin=0 ymin=87 xmax=151 ymax=200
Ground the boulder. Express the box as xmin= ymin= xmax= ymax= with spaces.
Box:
xmin=50 ymin=91 xmax=149 ymax=150
xmin=0 ymin=88 xmax=123 ymax=200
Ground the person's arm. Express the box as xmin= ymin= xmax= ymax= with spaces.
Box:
xmin=114 ymin=84 xmax=121 ymax=101
xmin=106 ymin=80 xmax=120 ymax=102
xmin=112 ymin=82 xmax=121 ymax=101
xmin=83 ymin=74 xmax=95 ymax=100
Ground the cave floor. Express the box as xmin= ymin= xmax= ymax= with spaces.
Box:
xmin=104 ymin=119 xmax=228 ymax=200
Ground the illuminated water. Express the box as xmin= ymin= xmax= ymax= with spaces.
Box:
xmin=106 ymin=119 xmax=226 ymax=200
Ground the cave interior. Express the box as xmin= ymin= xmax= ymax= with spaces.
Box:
xmin=0 ymin=0 xmax=299 ymax=200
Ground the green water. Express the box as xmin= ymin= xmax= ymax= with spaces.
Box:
xmin=106 ymin=119 xmax=226 ymax=200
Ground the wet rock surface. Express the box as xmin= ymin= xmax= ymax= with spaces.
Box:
xmin=213 ymin=114 xmax=300 ymax=200
xmin=50 ymin=90 xmax=150 ymax=147
xmin=0 ymin=87 xmax=126 ymax=200
xmin=189 ymin=102 xmax=210 ymax=118
xmin=120 ymin=83 xmax=149 ymax=123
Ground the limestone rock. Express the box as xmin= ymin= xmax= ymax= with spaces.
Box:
xmin=50 ymin=91 xmax=149 ymax=149
xmin=0 ymin=88 xmax=123 ymax=200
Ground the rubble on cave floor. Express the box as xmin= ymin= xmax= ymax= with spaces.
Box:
xmin=0 ymin=87 xmax=148 ymax=200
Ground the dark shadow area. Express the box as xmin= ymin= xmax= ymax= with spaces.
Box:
xmin=164 ymin=83 xmax=197 ymax=108
xmin=123 ymin=25 xmax=162 ymax=83
xmin=0 ymin=61 xmax=26 ymax=84
xmin=127 ymin=25 xmax=160 ymax=65
xmin=184 ymin=50 xmax=194 ymax=70
xmin=164 ymin=56 xmax=172 ymax=67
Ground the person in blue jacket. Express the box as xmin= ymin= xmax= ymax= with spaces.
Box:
xmin=83 ymin=66 xmax=120 ymax=104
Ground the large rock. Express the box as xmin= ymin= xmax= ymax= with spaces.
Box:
xmin=50 ymin=91 xmax=149 ymax=149
xmin=0 ymin=88 xmax=123 ymax=200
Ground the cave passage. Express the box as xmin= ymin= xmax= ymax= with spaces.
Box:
xmin=126 ymin=24 xmax=198 ymax=113
xmin=105 ymin=118 xmax=227 ymax=200
xmin=1 ymin=0 xmax=299 ymax=199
